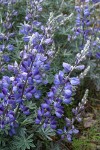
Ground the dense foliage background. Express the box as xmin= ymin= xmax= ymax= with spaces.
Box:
xmin=0 ymin=0 xmax=100 ymax=150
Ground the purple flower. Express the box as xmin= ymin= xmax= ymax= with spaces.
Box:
xmin=0 ymin=105 xmax=4 ymax=115
xmin=9 ymin=127 xmax=16 ymax=136
xmin=13 ymin=86 xmax=17 ymax=92
xmin=23 ymin=36 xmax=30 ymax=42
xmin=34 ymin=90 xmax=41 ymax=99
xmin=26 ymin=93 xmax=32 ymax=100
xmin=57 ymin=129 xmax=63 ymax=135
xmin=55 ymin=107 xmax=64 ymax=118
xmin=63 ymin=98 xmax=71 ymax=104
xmin=7 ymin=44 xmax=14 ymax=51
xmin=70 ymin=77 xmax=80 ymax=85
xmin=65 ymin=118 xmax=71 ymax=127
xmin=59 ymin=71 xmax=64 ymax=81
xmin=84 ymin=7 xmax=90 ymax=16
xmin=47 ymin=91 xmax=54 ymax=98
xmin=64 ymin=89 xmax=72 ymax=97
xmin=96 ymin=52 xmax=100 ymax=59
xmin=22 ymin=107 xmax=30 ymax=115
xmin=76 ymin=15 xmax=81 ymax=26
xmin=54 ymin=74 xmax=60 ymax=85
xmin=41 ymin=103 xmax=49 ymax=109
xmin=35 ymin=116 xmax=42 ymax=124
xmin=37 ymin=109 xmax=43 ymax=117
xmin=73 ymin=128 xmax=79 ymax=134
xmin=44 ymin=111 xmax=50 ymax=117
xmin=20 ymin=24 xmax=32 ymax=35
xmin=92 ymin=0 xmax=100 ymax=3
xmin=37 ymin=6 xmax=42 ymax=12
xmin=67 ymin=134 xmax=72 ymax=142
xmin=33 ymin=21 xmax=41 ymax=27
xmin=76 ymin=65 xmax=85 ymax=70
xmin=3 ymin=55 xmax=10 ymax=62
xmin=0 ymin=93 xmax=5 ymax=98
xmin=0 ymin=45 xmax=5 ymax=51
xmin=65 ymin=82 xmax=72 ymax=90
xmin=63 ymin=63 xmax=72 ymax=72
xmin=8 ymin=65 xmax=13 ymax=71
xmin=0 ymin=34 xmax=5 ymax=40
xmin=7 ymin=111 xmax=15 ymax=122
xmin=44 ymin=38 xmax=52 ymax=45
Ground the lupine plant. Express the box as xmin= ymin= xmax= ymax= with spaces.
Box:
xmin=0 ymin=0 xmax=99 ymax=150
xmin=0 ymin=1 xmax=18 ymax=67
xmin=74 ymin=0 xmax=100 ymax=56
xmin=73 ymin=0 xmax=100 ymax=90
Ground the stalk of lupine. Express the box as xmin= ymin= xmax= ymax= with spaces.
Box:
xmin=74 ymin=1 xmax=100 ymax=57
xmin=0 ymin=1 xmax=18 ymax=68
xmin=56 ymin=89 xmax=89 ymax=142
xmin=35 ymin=40 xmax=90 ymax=141
xmin=20 ymin=0 xmax=44 ymax=43
xmin=25 ymin=0 xmax=43 ymax=22
xmin=20 ymin=0 xmax=72 ymax=56
xmin=20 ymin=0 xmax=54 ymax=52
xmin=20 ymin=0 xmax=45 ymax=48
xmin=0 ymin=26 xmax=55 ymax=135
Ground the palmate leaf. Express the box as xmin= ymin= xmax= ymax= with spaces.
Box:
xmin=16 ymin=127 xmax=27 ymax=137
xmin=12 ymin=134 xmax=35 ymax=150
xmin=38 ymin=125 xmax=56 ymax=141
xmin=49 ymin=143 xmax=63 ymax=150
xmin=0 ymin=136 xmax=7 ymax=147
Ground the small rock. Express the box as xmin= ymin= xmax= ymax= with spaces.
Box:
xmin=97 ymin=145 xmax=100 ymax=150
xmin=90 ymin=143 xmax=97 ymax=150
xmin=83 ymin=113 xmax=97 ymax=128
